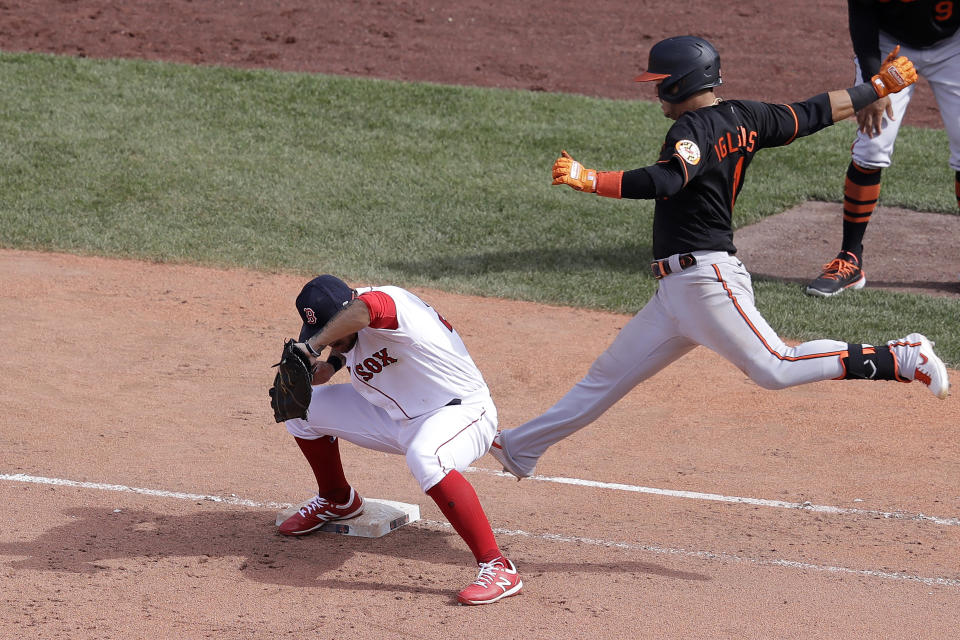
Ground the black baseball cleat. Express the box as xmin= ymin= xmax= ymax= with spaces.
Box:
xmin=805 ymin=251 xmax=865 ymax=297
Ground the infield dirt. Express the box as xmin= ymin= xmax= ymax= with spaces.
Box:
xmin=1 ymin=2 xmax=958 ymax=639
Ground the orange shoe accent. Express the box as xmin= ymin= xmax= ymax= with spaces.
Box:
xmin=818 ymin=257 xmax=862 ymax=282
xmin=806 ymin=253 xmax=866 ymax=297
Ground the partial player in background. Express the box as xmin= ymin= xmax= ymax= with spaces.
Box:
xmin=489 ymin=36 xmax=949 ymax=481
xmin=806 ymin=0 xmax=960 ymax=296
xmin=274 ymin=275 xmax=521 ymax=605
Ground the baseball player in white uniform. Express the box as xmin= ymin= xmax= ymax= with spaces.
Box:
xmin=489 ymin=36 xmax=951 ymax=481
xmin=279 ymin=275 xmax=521 ymax=605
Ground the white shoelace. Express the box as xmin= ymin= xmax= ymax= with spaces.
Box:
xmin=299 ymin=495 xmax=330 ymax=517
xmin=470 ymin=561 xmax=503 ymax=586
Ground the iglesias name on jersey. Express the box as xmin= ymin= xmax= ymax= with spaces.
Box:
xmin=346 ymin=286 xmax=488 ymax=421
xmin=652 ymin=95 xmax=833 ymax=258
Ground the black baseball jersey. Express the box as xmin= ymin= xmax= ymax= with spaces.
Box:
xmin=850 ymin=0 xmax=960 ymax=77
xmin=640 ymin=95 xmax=834 ymax=259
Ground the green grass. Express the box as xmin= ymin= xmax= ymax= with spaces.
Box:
xmin=1 ymin=52 xmax=957 ymax=365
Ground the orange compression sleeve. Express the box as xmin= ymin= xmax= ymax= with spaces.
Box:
xmin=595 ymin=171 xmax=623 ymax=199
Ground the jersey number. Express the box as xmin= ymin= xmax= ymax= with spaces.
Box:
xmin=935 ymin=1 xmax=953 ymax=21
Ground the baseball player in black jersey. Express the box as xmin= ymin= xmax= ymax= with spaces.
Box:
xmin=489 ymin=35 xmax=950 ymax=480
xmin=807 ymin=0 xmax=960 ymax=296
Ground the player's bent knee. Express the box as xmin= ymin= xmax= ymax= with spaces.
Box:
xmin=405 ymin=448 xmax=446 ymax=493
xmin=744 ymin=368 xmax=793 ymax=391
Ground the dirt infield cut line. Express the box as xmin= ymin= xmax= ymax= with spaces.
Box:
xmin=5 ymin=471 xmax=958 ymax=589
xmin=464 ymin=468 xmax=960 ymax=527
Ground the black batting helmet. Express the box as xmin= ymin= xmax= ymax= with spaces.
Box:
xmin=635 ymin=36 xmax=722 ymax=104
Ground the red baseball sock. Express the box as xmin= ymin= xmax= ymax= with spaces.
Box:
xmin=294 ymin=436 xmax=351 ymax=504
xmin=426 ymin=470 xmax=502 ymax=565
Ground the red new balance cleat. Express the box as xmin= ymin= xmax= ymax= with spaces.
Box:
xmin=278 ymin=488 xmax=365 ymax=536
xmin=456 ymin=557 xmax=523 ymax=605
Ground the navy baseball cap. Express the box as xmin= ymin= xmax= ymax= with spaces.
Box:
xmin=295 ymin=275 xmax=354 ymax=342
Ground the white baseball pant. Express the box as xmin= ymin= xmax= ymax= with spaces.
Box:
xmin=286 ymin=385 xmax=497 ymax=492
xmin=852 ymin=29 xmax=960 ymax=171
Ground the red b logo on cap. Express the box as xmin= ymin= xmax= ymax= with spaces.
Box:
xmin=303 ymin=308 xmax=317 ymax=325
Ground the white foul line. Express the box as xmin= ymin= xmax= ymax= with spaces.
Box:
xmin=463 ymin=466 xmax=960 ymax=527
xmin=419 ymin=520 xmax=960 ymax=588
xmin=0 ymin=472 xmax=291 ymax=510
xmin=2 ymin=471 xmax=958 ymax=588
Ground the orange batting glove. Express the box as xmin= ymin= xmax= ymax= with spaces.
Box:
xmin=552 ymin=150 xmax=597 ymax=193
xmin=870 ymin=45 xmax=918 ymax=98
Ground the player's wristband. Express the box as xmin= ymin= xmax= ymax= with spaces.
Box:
xmin=596 ymin=171 xmax=623 ymax=199
xmin=326 ymin=354 xmax=345 ymax=372
xmin=303 ymin=342 xmax=322 ymax=358
xmin=847 ymin=83 xmax=879 ymax=112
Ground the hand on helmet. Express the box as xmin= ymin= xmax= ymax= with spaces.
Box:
xmin=552 ymin=150 xmax=597 ymax=192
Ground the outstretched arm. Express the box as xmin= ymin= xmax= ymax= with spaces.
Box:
xmin=828 ymin=46 xmax=916 ymax=123
xmin=551 ymin=150 xmax=685 ymax=200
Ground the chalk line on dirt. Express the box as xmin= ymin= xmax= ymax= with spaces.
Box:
xmin=2 ymin=471 xmax=958 ymax=588
xmin=462 ymin=467 xmax=960 ymax=527
xmin=420 ymin=520 xmax=960 ymax=588
xmin=0 ymin=472 xmax=290 ymax=509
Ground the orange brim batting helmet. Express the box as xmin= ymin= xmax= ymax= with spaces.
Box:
xmin=635 ymin=35 xmax=722 ymax=104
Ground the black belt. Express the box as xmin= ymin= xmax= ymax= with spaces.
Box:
xmin=650 ymin=253 xmax=697 ymax=279
xmin=445 ymin=398 xmax=462 ymax=406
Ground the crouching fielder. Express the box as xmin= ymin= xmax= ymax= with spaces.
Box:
xmin=279 ymin=274 xmax=521 ymax=605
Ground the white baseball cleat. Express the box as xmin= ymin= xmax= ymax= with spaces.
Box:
xmin=890 ymin=333 xmax=950 ymax=399
xmin=488 ymin=431 xmax=530 ymax=480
